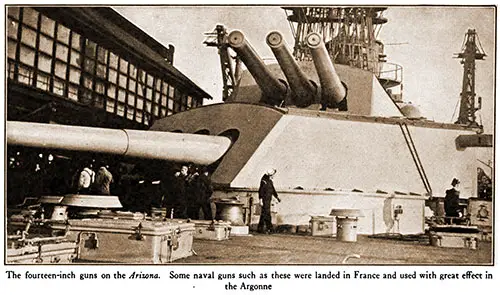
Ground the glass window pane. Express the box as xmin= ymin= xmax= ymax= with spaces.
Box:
xmin=40 ymin=15 xmax=55 ymax=36
xmin=83 ymin=75 xmax=93 ymax=89
xmin=38 ymin=54 xmax=51 ymax=73
xmin=162 ymin=82 xmax=168 ymax=94
xmin=168 ymin=98 xmax=174 ymax=110
xmin=145 ymin=101 xmax=152 ymax=113
xmin=118 ymin=89 xmax=126 ymax=103
xmin=108 ymin=69 xmax=117 ymax=83
xmin=39 ymin=35 xmax=53 ymax=54
xmin=21 ymin=27 xmax=36 ymax=46
xmin=36 ymin=73 xmax=50 ymax=91
xmin=109 ymin=52 xmax=118 ymax=69
xmin=136 ymin=97 xmax=143 ymax=109
xmin=137 ymin=69 xmax=145 ymax=83
xmin=97 ymin=47 xmax=107 ymax=63
xmin=8 ymin=20 xmax=19 ymax=40
xmin=18 ymin=65 xmax=34 ymax=85
xmin=55 ymin=61 xmax=67 ymax=78
xmin=168 ymin=86 xmax=175 ymax=98
xmin=128 ymin=79 xmax=136 ymax=92
xmin=118 ymin=74 xmax=127 ymax=88
xmin=135 ymin=111 xmax=143 ymax=123
xmin=117 ymin=103 xmax=125 ymax=117
xmin=20 ymin=45 xmax=35 ymax=66
xmin=69 ymin=68 xmax=81 ymax=84
xmin=97 ymin=63 xmax=106 ymax=79
xmin=22 ymin=8 xmax=39 ymax=28
xmin=68 ymin=84 xmax=78 ymax=101
xmin=84 ymin=59 xmax=95 ymax=73
xmin=153 ymin=90 xmax=161 ymax=103
xmin=107 ymin=85 xmax=116 ymax=98
xmin=187 ymin=96 xmax=193 ymax=107
xmin=85 ymin=40 xmax=96 ymax=58
xmin=137 ymin=82 xmax=145 ymax=97
xmin=71 ymin=32 xmax=81 ymax=50
xmin=119 ymin=59 xmax=128 ymax=73
xmin=70 ymin=50 xmax=81 ymax=67
xmin=57 ymin=24 xmax=70 ymax=44
xmin=96 ymin=81 xmax=105 ymax=94
xmin=127 ymin=108 xmax=134 ymax=120
xmin=147 ymin=74 xmax=154 ymax=87
xmin=127 ymin=94 xmax=135 ymax=106
xmin=8 ymin=7 xmax=20 ymax=19
xmin=106 ymin=99 xmax=115 ymax=113
xmin=56 ymin=44 xmax=69 ymax=60
xmin=53 ymin=78 xmax=65 ymax=96
xmin=155 ymin=79 xmax=161 ymax=91
xmin=153 ymin=104 xmax=159 ymax=116
xmin=8 ymin=40 xmax=17 ymax=59
xmin=130 ymin=64 xmax=137 ymax=79
xmin=146 ymin=87 xmax=153 ymax=100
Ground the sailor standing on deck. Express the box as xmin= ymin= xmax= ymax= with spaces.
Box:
xmin=165 ymin=165 xmax=189 ymax=219
xmin=258 ymin=168 xmax=281 ymax=234
xmin=93 ymin=166 xmax=113 ymax=195
xmin=76 ymin=166 xmax=95 ymax=194
xmin=444 ymin=178 xmax=461 ymax=222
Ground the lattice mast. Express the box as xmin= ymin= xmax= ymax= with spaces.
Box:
xmin=454 ymin=29 xmax=486 ymax=126
xmin=283 ymin=7 xmax=388 ymax=75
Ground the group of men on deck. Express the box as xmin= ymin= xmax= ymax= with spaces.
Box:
xmin=162 ymin=164 xmax=213 ymax=220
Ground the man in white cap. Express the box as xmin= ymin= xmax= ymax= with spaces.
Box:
xmin=257 ymin=168 xmax=281 ymax=234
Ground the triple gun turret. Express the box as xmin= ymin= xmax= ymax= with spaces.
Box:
xmin=228 ymin=30 xmax=347 ymax=109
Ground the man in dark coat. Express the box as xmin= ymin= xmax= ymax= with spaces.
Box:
xmin=185 ymin=166 xmax=201 ymax=219
xmin=163 ymin=165 xmax=188 ymax=219
xmin=198 ymin=168 xmax=214 ymax=220
xmin=258 ymin=169 xmax=281 ymax=234
xmin=444 ymin=178 xmax=461 ymax=221
xmin=93 ymin=166 xmax=113 ymax=195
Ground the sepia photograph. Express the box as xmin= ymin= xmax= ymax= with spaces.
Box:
xmin=2 ymin=3 xmax=495 ymax=273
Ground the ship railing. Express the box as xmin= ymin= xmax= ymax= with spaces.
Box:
xmin=377 ymin=62 xmax=403 ymax=84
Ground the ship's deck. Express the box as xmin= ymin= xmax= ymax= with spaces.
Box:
xmin=177 ymin=233 xmax=492 ymax=265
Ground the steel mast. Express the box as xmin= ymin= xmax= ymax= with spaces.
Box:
xmin=455 ymin=29 xmax=486 ymax=127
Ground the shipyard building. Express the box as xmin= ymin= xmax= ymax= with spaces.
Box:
xmin=6 ymin=7 xmax=211 ymax=206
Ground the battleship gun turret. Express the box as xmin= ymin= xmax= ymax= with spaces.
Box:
xmin=228 ymin=30 xmax=288 ymax=105
xmin=7 ymin=121 xmax=232 ymax=165
xmin=229 ymin=30 xmax=347 ymax=109
xmin=266 ymin=31 xmax=317 ymax=107
xmin=306 ymin=32 xmax=347 ymax=109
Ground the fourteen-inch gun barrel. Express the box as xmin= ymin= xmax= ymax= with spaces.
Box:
xmin=7 ymin=121 xmax=232 ymax=165
xmin=228 ymin=30 xmax=288 ymax=104
xmin=266 ymin=31 xmax=317 ymax=107
xmin=306 ymin=33 xmax=347 ymax=108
